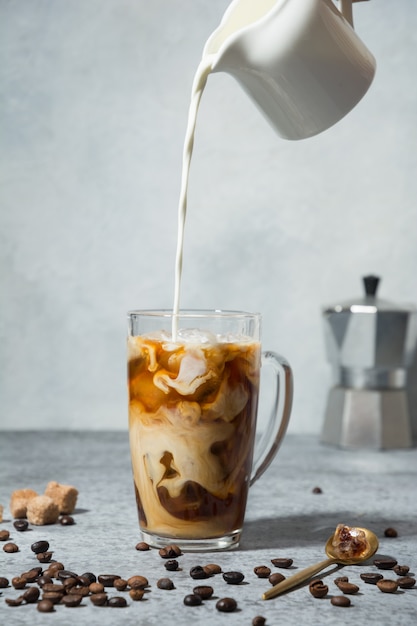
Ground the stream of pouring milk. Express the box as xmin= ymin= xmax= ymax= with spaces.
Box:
xmin=172 ymin=59 xmax=213 ymax=339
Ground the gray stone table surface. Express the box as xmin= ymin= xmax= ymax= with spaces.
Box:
xmin=0 ymin=432 xmax=416 ymax=625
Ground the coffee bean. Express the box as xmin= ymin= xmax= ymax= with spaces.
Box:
xmin=157 ymin=577 xmax=175 ymax=590
xmin=114 ymin=578 xmax=128 ymax=591
xmin=81 ymin=571 xmax=96 ymax=584
xmin=269 ymin=572 xmax=285 ymax=585
xmin=254 ymin=566 xmax=271 ymax=578
xmin=0 ymin=530 xmax=10 ymax=541
xmin=42 ymin=591 xmax=64 ymax=604
xmin=3 ymin=542 xmax=19 ymax=553
xmin=97 ymin=574 xmax=121 ymax=587
xmin=0 ymin=577 xmax=9 ymax=588
xmin=127 ymin=575 xmax=148 ymax=589
xmin=193 ymin=585 xmax=214 ymax=599
xmin=42 ymin=583 xmax=65 ymax=594
xmin=397 ymin=576 xmax=416 ymax=589
xmin=183 ymin=593 xmax=202 ymax=606
xmin=165 ymin=559 xmax=179 ymax=571
xmin=37 ymin=575 xmax=53 ymax=587
xmin=216 ymin=597 xmax=238 ymax=612
xmin=37 ymin=551 xmax=53 ymax=563
xmin=12 ymin=576 xmax=27 ymax=589
xmin=334 ymin=576 xmax=349 ymax=585
xmin=190 ymin=565 xmax=209 ymax=580
xmin=331 ymin=595 xmax=351 ymax=607
xmin=13 ymin=519 xmax=29 ymax=532
xmin=77 ymin=575 xmax=93 ymax=587
xmin=108 ymin=596 xmax=127 ymax=608
xmin=384 ymin=527 xmax=398 ymax=538
xmin=129 ymin=588 xmax=145 ymax=601
xmin=135 ymin=541 xmax=150 ymax=551
xmin=47 ymin=562 xmax=64 ymax=576
xmin=374 ymin=557 xmax=397 ymax=570
xmin=360 ymin=572 xmax=383 ymax=585
xmin=62 ymin=594 xmax=83 ymax=607
xmin=203 ymin=563 xmax=222 ymax=576
xmin=394 ymin=565 xmax=410 ymax=576
xmin=22 ymin=567 xmax=42 ymax=582
xmin=312 ymin=486 xmax=323 ymax=494
xmin=23 ymin=586 xmax=40 ymax=603
xmin=253 ymin=617 xmax=266 ymax=626
xmin=223 ymin=571 xmax=244 ymax=585
xmin=90 ymin=592 xmax=108 ymax=606
xmin=377 ymin=579 xmax=398 ymax=593
xmin=337 ymin=581 xmax=359 ymax=594
xmin=159 ymin=544 xmax=182 ymax=558
xmin=271 ymin=558 xmax=293 ymax=568
xmin=31 ymin=540 xmax=50 ymax=554
xmin=71 ymin=585 xmax=90 ymax=597
xmin=63 ymin=577 xmax=78 ymax=590
xmin=59 ymin=515 xmax=75 ymax=525
xmin=6 ymin=596 xmax=24 ymax=606
xmin=309 ymin=579 xmax=328 ymax=598
xmin=37 ymin=598 xmax=54 ymax=612
xmin=89 ymin=582 xmax=105 ymax=594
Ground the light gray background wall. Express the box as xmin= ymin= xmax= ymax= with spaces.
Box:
xmin=1 ymin=0 xmax=416 ymax=433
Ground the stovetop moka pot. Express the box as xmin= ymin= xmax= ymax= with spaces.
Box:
xmin=321 ymin=276 xmax=417 ymax=449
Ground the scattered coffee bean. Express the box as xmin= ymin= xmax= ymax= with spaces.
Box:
xmin=108 ymin=596 xmax=127 ymax=608
xmin=183 ymin=593 xmax=202 ymax=606
xmin=374 ymin=557 xmax=397 ymax=570
xmin=127 ymin=575 xmax=149 ymax=589
xmin=48 ymin=562 xmax=64 ymax=576
xmin=190 ymin=565 xmax=209 ymax=580
xmin=216 ymin=597 xmax=238 ymax=612
xmin=331 ymin=595 xmax=351 ymax=607
xmin=384 ymin=527 xmax=398 ymax=538
xmin=3 ymin=542 xmax=19 ymax=553
xmin=337 ymin=581 xmax=359 ymax=595
xmin=90 ymin=592 xmax=108 ymax=606
xmin=312 ymin=486 xmax=322 ymax=494
xmin=23 ymin=567 xmax=42 ymax=582
xmin=37 ymin=575 xmax=53 ymax=587
xmin=269 ymin=572 xmax=285 ymax=585
xmin=81 ymin=572 xmax=96 ymax=584
xmin=37 ymin=598 xmax=54 ymax=612
xmin=89 ymin=582 xmax=105 ymax=594
xmin=135 ymin=541 xmax=150 ymax=551
xmin=62 ymin=594 xmax=83 ymax=607
xmin=203 ymin=563 xmax=222 ymax=576
xmin=377 ymin=579 xmax=398 ymax=593
xmin=397 ymin=576 xmax=415 ymax=589
xmin=42 ymin=583 xmax=65 ymax=594
xmin=72 ymin=585 xmax=90 ymax=597
xmin=129 ymin=588 xmax=145 ymax=601
xmin=0 ymin=577 xmax=9 ymax=588
xmin=254 ymin=566 xmax=271 ymax=578
xmin=58 ymin=570 xmax=79 ymax=581
xmin=394 ymin=565 xmax=409 ymax=576
xmin=59 ymin=515 xmax=75 ymax=525
xmin=360 ymin=572 xmax=383 ymax=585
xmin=23 ymin=586 xmax=40 ymax=603
xmin=97 ymin=574 xmax=121 ymax=587
xmin=63 ymin=577 xmax=78 ymax=590
xmin=165 ymin=559 xmax=179 ymax=571
xmin=0 ymin=530 xmax=10 ymax=541
xmin=253 ymin=617 xmax=266 ymax=626
xmin=113 ymin=578 xmax=128 ymax=591
xmin=271 ymin=557 xmax=293 ymax=568
xmin=309 ymin=579 xmax=328 ymax=598
xmin=6 ymin=596 xmax=24 ymax=606
xmin=42 ymin=591 xmax=64 ymax=604
xmin=31 ymin=540 xmax=50 ymax=554
xmin=37 ymin=551 xmax=53 ymax=563
xmin=77 ymin=575 xmax=93 ymax=587
xmin=12 ymin=576 xmax=27 ymax=589
xmin=223 ymin=571 xmax=245 ymax=585
xmin=157 ymin=577 xmax=175 ymax=590
xmin=193 ymin=585 xmax=214 ymax=599
xmin=159 ymin=544 xmax=182 ymax=558
xmin=13 ymin=519 xmax=29 ymax=532
xmin=334 ymin=576 xmax=349 ymax=585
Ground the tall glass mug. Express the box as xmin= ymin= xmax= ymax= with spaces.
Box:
xmin=127 ymin=310 xmax=293 ymax=550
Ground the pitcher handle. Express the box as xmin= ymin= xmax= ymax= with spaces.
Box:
xmin=250 ymin=352 xmax=294 ymax=486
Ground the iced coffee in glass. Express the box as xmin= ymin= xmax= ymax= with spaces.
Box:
xmin=127 ymin=310 xmax=292 ymax=550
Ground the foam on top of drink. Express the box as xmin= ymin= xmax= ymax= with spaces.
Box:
xmin=135 ymin=328 xmax=256 ymax=347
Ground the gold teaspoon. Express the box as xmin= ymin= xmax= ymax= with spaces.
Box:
xmin=263 ymin=527 xmax=379 ymax=600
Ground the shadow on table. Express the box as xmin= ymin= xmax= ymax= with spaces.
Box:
xmin=240 ymin=511 xmax=416 ymax=551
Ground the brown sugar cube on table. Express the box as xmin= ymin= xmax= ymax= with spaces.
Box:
xmin=9 ymin=489 xmax=38 ymax=518
xmin=44 ymin=481 xmax=78 ymax=514
xmin=26 ymin=495 xmax=59 ymax=525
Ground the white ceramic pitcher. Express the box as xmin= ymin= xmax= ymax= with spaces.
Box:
xmin=203 ymin=0 xmax=376 ymax=140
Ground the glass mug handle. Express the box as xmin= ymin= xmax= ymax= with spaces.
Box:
xmin=250 ymin=351 xmax=294 ymax=486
